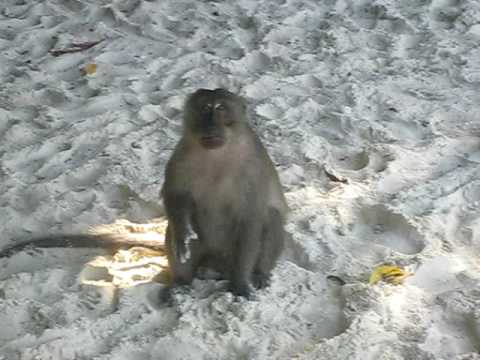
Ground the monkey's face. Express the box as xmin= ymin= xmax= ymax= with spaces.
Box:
xmin=184 ymin=89 xmax=247 ymax=150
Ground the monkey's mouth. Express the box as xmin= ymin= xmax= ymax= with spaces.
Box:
xmin=200 ymin=135 xmax=225 ymax=149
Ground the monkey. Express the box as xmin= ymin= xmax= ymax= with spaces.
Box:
xmin=161 ymin=88 xmax=288 ymax=298
xmin=0 ymin=88 xmax=287 ymax=299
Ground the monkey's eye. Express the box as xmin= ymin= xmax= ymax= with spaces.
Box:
xmin=215 ymin=103 xmax=226 ymax=111
xmin=202 ymin=103 xmax=213 ymax=112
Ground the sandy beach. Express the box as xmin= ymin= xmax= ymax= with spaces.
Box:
xmin=0 ymin=0 xmax=479 ymax=359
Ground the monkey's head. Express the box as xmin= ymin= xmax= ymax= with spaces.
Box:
xmin=183 ymin=88 xmax=247 ymax=149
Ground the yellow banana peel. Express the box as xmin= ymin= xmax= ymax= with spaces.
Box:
xmin=369 ymin=265 xmax=413 ymax=285
xmin=84 ymin=63 xmax=97 ymax=75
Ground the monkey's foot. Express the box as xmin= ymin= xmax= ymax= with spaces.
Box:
xmin=157 ymin=286 xmax=175 ymax=305
xmin=252 ymin=272 xmax=271 ymax=289
xmin=171 ymin=269 xmax=194 ymax=285
xmin=229 ymin=282 xmax=253 ymax=299
xmin=157 ymin=284 xmax=192 ymax=306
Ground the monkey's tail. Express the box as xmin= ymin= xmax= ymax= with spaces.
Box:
xmin=0 ymin=234 xmax=165 ymax=259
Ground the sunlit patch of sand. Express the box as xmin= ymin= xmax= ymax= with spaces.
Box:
xmin=81 ymin=218 xmax=171 ymax=288
xmin=88 ymin=218 xmax=167 ymax=242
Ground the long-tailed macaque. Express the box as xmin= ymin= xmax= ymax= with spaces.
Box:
xmin=162 ymin=88 xmax=287 ymax=298
xmin=0 ymin=88 xmax=288 ymax=299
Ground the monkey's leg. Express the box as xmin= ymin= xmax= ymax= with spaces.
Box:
xmin=229 ymin=221 xmax=262 ymax=298
xmin=252 ymin=208 xmax=285 ymax=289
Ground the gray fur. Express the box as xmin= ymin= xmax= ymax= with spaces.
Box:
xmin=162 ymin=88 xmax=287 ymax=298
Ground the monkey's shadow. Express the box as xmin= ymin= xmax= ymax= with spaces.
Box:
xmin=0 ymin=218 xmax=313 ymax=312
xmin=0 ymin=217 xmax=266 ymax=306
xmin=0 ymin=219 xmax=171 ymax=293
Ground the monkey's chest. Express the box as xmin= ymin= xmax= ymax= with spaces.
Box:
xmin=192 ymin=177 xmax=244 ymax=224
xmin=190 ymin=176 xmax=248 ymax=249
xmin=190 ymin=165 xmax=247 ymax=208
xmin=187 ymin=156 xmax=255 ymax=248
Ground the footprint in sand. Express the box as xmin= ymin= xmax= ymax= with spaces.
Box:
xmin=429 ymin=0 xmax=463 ymax=30
xmin=238 ymin=263 xmax=349 ymax=358
xmin=350 ymin=3 xmax=389 ymax=30
xmin=282 ymin=231 xmax=318 ymax=272
xmin=463 ymin=181 xmax=480 ymax=211
xmin=466 ymin=140 xmax=480 ymax=164
xmin=328 ymin=147 xmax=394 ymax=182
xmin=351 ymin=204 xmax=425 ymax=255
xmin=350 ymin=2 xmax=412 ymax=35
xmin=314 ymin=113 xmax=351 ymax=147
xmin=270 ymin=263 xmax=349 ymax=356
xmin=432 ymin=110 xmax=480 ymax=138
xmin=455 ymin=181 xmax=480 ymax=247
xmin=63 ymin=161 xmax=107 ymax=190
xmin=334 ymin=149 xmax=370 ymax=172
xmin=339 ymin=204 xmax=425 ymax=256
xmin=420 ymin=285 xmax=480 ymax=356
xmin=295 ymin=279 xmax=348 ymax=341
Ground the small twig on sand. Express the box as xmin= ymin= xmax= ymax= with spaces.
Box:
xmin=49 ymin=39 xmax=104 ymax=57
xmin=324 ymin=166 xmax=348 ymax=184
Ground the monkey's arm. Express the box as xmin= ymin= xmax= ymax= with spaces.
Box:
xmin=0 ymin=234 xmax=165 ymax=259
xmin=163 ymin=192 xmax=200 ymax=284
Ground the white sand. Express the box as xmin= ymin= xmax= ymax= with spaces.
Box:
xmin=1 ymin=0 xmax=480 ymax=359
